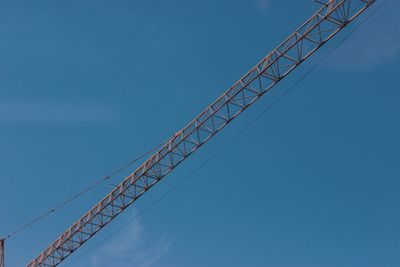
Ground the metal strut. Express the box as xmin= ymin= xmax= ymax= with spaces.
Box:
xmin=0 ymin=239 xmax=4 ymax=267
xmin=28 ymin=0 xmax=375 ymax=266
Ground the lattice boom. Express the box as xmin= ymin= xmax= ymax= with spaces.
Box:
xmin=28 ymin=1 xmax=375 ymax=266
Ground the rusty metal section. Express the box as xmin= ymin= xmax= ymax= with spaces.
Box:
xmin=27 ymin=0 xmax=375 ymax=266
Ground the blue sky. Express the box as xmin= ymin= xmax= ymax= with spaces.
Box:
xmin=0 ymin=0 xmax=399 ymax=266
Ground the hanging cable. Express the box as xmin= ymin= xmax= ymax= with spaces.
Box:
xmin=3 ymin=142 xmax=164 ymax=240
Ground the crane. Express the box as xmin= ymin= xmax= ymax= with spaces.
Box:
xmin=16 ymin=0 xmax=375 ymax=266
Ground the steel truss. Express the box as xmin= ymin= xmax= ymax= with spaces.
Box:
xmin=28 ymin=0 xmax=375 ymax=266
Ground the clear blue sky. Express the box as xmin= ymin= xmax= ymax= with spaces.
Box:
xmin=1 ymin=0 xmax=399 ymax=266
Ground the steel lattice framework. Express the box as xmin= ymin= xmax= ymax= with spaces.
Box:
xmin=28 ymin=0 xmax=375 ymax=266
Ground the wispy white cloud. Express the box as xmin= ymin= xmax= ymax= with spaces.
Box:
xmin=323 ymin=1 xmax=400 ymax=72
xmin=254 ymin=0 xmax=271 ymax=14
xmin=0 ymin=100 xmax=116 ymax=124
xmin=87 ymin=211 xmax=172 ymax=267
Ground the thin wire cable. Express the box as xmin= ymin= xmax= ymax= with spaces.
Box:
xmin=3 ymin=142 xmax=164 ymax=240
xmin=65 ymin=2 xmax=388 ymax=264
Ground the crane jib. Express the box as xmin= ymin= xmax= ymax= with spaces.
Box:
xmin=27 ymin=0 xmax=376 ymax=266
